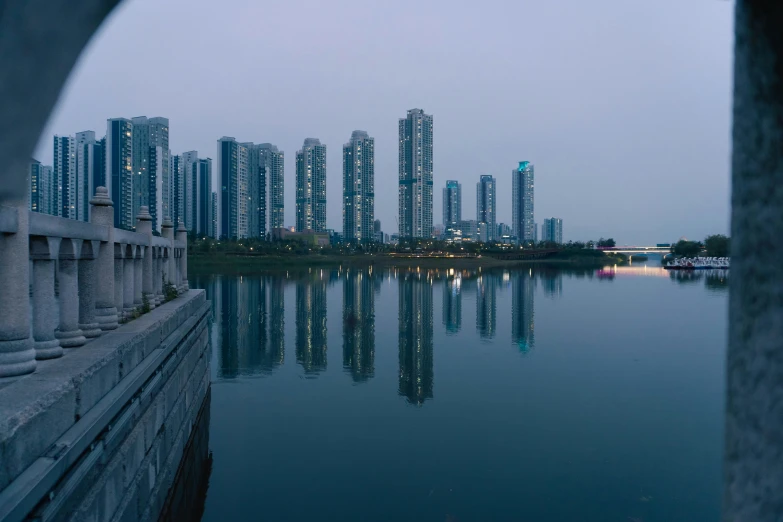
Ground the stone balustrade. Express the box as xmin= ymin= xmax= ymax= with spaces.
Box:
xmin=0 ymin=187 xmax=188 ymax=379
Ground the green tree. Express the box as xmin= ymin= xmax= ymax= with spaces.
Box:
xmin=673 ymin=240 xmax=702 ymax=258
xmin=704 ymin=234 xmax=730 ymax=257
xmin=597 ymin=238 xmax=616 ymax=248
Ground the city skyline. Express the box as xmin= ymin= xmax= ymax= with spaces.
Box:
xmin=34 ymin=0 xmax=732 ymax=243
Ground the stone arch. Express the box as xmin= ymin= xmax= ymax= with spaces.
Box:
xmin=29 ymin=236 xmax=60 ymax=260
xmin=0 ymin=0 xmax=122 ymax=203
xmin=58 ymin=238 xmax=83 ymax=260
xmin=80 ymin=240 xmax=99 ymax=260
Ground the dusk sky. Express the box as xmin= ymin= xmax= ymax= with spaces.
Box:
xmin=36 ymin=0 xmax=733 ymax=244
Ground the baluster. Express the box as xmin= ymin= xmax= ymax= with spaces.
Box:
xmin=123 ymin=244 xmax=135 ymax=316
xmin=78 ymin=240 xmax=102 ymax=339
xmin=114 ymin=244 xmax=125 ymax=322
xmin=133 ymin=245 xmax=143 ymax=308
xmin=136 ymin=207 xmax=155 ymax=310
xmin=162 ymin=218 xmax=175 ymax=296
xmin=91 ymin=187 xmax=118 ymax=330
xmin=30 ymin=236 xmax=61 ymax=359
xmin=0 ymin=199 xmax=36 ymax=378
xmin=154 ymin=247 xmax=163 ymax=305
xmin=55 ymin=239 xmax=86 ymax=348
xmin=176 ymin=221 xmax=188 ymax=292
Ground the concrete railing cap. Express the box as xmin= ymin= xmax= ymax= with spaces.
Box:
xmin=136 ymin=206 xmax=152 ymax=221
xmin=89 ymin=186 xmax=112 ymax=207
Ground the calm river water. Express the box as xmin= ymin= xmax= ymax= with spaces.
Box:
xmin=184 ymin=263 xmax=727 ymax=522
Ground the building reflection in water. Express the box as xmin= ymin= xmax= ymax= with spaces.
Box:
xmin=476 ymin=272 xmax=497 ymax=339
xmin=541 ymin=272 xmax=563 ymax=299
xmin=218 ymin=276 xmax=239 ymax=379
xmin=268 ymin=276 xmax=285 ymax=368
xmin=296 ymin=273 xmax=328 ymax=376
xmin=216 ymin=276 xmax=284 ymax=378
xmin=398 ymin=273 xmax=434 ymax=405
xmin=511 ymin=271 xmax=535 ymax=353
xmin=442 ymin=274 xmax=462 ymax=335
xmin=342 ymin=270 xmax=375 ymax=382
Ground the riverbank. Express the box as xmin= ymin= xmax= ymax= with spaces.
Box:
xmin=189 ymin=250 xmax=628 ymax=274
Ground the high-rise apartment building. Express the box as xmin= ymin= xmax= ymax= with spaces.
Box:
xmin=216 ymin=138 xmax=279 ymax=239
xmin=106 ymin=118 xmax=134 ymax=229
xmin=75 ymin=131 xmax=104 ymax=221
xmin=53 ymin=135 xmax=76 ymax=219
xmin=296 ymin=138 xmax=327 ymax=232
xmin=244 ymin=143 xmax=265 ymax=238
xmin=131 ymin=117 xmax=169 ymax=231
xmin=343 ymin=130 xmax=375 ymax=243
xmin=169 ymin=154 xmax=183 ymax=227
xmin=259 ymin=144 xmax=285 ymax=231
xmin=443 ymin=180 xmax=461 ymax=230
xmin=211 ymin=192 xmax=218 ymax=239
xmin=180 ymin=150 xmax=199 ymax=230
xmin=477 ymin=175 xmax=496 ymax=242
xmin=512 ymin=161 xmax=535 ymax=243
xmin=398 ymin=108 xmax=433 ymax=238
xmin=542 ymin=217 xmax=563 ymax=244
xmin=217 ymin=137 xmax=249 ymax=239
xmin=29 ymin=160 xmax=56 ymax=215
xmin=195 ymin=158 xmax=213 ymax=237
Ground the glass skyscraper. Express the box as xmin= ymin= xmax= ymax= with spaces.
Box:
xmin=398 ymin=108 xmax=433 ymax=238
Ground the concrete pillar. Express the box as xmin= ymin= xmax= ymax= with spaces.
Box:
xmin=123 ymin=246 xmax=135 ymax=315
xmin=113 ymin=248 xmax=124 ymax=322
xmin=90 ymin=186 xmax=118 ymax=330
xmin=55 ymin=239 xmax=86 ymax=348
xmin=136 ymin=207 xmax=154 ymax=309
xmin=725 ymin=3 xmax=783 ymax=521
xmin=0 ymin=199 xmax=36 ymax=378
xmin=176 ymin=221 xmax=189 ymax=292
xmin=133 ymin=248 xmax=143 ymax=307
xmin=77 ymin=241 xmax=101 ymax=339
xmin=30 ymin=236 xmax=62 ymax=360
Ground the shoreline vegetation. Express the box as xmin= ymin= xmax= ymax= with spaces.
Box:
xmin=190 ymin=249 xmax=630 ymax=274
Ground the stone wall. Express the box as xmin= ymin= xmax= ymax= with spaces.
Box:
xmin=0 ymin=289 xmax=210 ymax=522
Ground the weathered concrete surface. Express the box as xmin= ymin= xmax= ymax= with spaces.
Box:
xmin=0 ymin=197 xmax=35 ymax=378
xmin=0 ymin=290 xmax=209 ymax=522
xmin=725 ymin=2 xmax=783 ymax=521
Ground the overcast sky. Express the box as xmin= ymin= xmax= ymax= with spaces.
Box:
xmin=36 ymin=0 xmax=733 ymax=244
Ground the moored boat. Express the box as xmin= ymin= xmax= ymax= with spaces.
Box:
xmin=664 ymin=256 xmax=730 ymax=270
